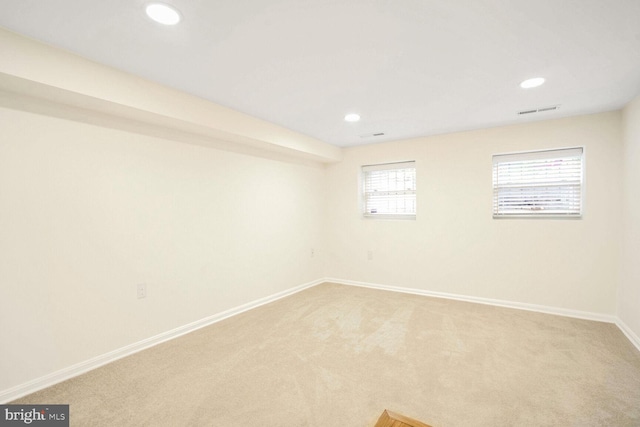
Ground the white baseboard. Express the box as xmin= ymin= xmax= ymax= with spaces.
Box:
xmin=4 ymin=277 xmax=637 ymax=403
xmin=0 ymin=278 xmax=324 ymax=404
xmin=327 ymin=278 xmax=640 ymax=351
xmin=616 ymin=318 xmax=640 ymax=352
xmin=326 ymin=278 xmax=618 ymax=324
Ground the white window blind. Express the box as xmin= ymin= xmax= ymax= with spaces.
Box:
xmin=492 ymin=147 xmax=583 ymax=218
xmin=362 ymin=161 xmax=416 ymax=219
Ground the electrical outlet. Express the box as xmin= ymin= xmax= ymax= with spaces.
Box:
xmin=137 ymin=283 xmax=146 ymax=299
xmin=367 ymin=250 xmax=373 ymax=261
xmin=311 ymin=248 xmax=315 ymax=258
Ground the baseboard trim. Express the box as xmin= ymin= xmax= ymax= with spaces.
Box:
xmin=326 ymin=278 xmax=617 ymax=324
xmin=0 ymin=278 xmax=324 ymax=404
xmin=4 ymin=277 xmax=635 ymax=402
xmin=616 ymin=318 xmax=640 ymax=352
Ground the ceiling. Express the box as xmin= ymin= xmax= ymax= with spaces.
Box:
xmin=0 ymin=0 xmax=639 ymax=148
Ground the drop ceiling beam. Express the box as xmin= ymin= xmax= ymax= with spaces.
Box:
xmin=0 ymin=28 xmax=342 ymax=163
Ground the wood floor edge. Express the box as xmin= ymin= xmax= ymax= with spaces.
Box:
xmin=375 ymin=409 xmax=433 ymax=427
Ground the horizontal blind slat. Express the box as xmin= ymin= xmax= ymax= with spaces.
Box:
xmin=492 ymin=147 xmax=583 ymax=217
xmin=363 ymin=161 xmax=416 ymax=216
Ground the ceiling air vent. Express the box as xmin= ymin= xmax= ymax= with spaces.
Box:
xmin=517 ymin=105 xmax=560 ymax=115
xmin=359 ymin=132 xmax=386 ymax=139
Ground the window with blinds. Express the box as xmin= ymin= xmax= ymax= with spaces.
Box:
xmin=362 ymin=161 xmax=416 ymax=219
xmin=492 ymin=147 xmax=584 ymax=218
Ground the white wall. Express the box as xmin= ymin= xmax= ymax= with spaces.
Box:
xmin=0 ymin=97 xmax=633 ymax=398
xmin=620 ymin=95 xmax=640 ymax=341
xmin=325 ymin=112 xmax=623 ymax=315
xmin=0 ymin=106 xmax=325 ymax=392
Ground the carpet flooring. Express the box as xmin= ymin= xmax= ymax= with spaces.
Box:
xmin=12 ymin=283 xmax=640 ymax=426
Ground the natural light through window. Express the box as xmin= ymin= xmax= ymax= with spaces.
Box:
xmin=362 ymin=161 xmax=416 ymax=219
xmin=492 ymin=147 xmax=584 ymax=218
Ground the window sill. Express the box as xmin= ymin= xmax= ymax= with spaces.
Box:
xmin=363 ymin=214 xmax=416 ymax=220
xmin=493 ymin=214 xmax=582 ymax=219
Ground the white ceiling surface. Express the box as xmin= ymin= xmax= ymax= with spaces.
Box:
xmin=0 ymin=0 xmax=639 ymax=147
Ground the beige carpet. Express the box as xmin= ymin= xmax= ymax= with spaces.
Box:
xmin=13 ymin=283 xmax=640 ymax=426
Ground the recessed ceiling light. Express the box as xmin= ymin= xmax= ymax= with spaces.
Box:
xmin=344 ymin=113 xmax=361 ymax=122
xmin=520 ymin=77 xmax=545 ymax=89
xmin=146 ymin=3 xmax=181 ymax=25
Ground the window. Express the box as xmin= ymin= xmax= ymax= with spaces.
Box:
xmin=492 ymin=147 xmax=584 ymax=218
xmin=362 ymin=161 xmax=416 ymax=219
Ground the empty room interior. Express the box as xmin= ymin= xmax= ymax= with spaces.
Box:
xmin=1 ymin=1 xmax=640 ymax=426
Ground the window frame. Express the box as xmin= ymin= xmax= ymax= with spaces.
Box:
xmin=361 ymin=161 xmax=417 ymax=220
xmin=492 ymin=147 xmax=585 ymax=219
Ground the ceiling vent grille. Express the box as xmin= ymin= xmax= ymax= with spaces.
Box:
xmin=517 ymin=105 xmax=560 ymax=115
xmin=359 ymin=132 xmax=385 ymax=139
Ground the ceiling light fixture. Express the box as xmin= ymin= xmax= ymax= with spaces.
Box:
xmin=520 ymin=77 xmax=545 ymax=89
xmin=145 ymin=3 xmax=181 ymax=25
xmin=344 ymin=113 xmax=361 ymax=122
